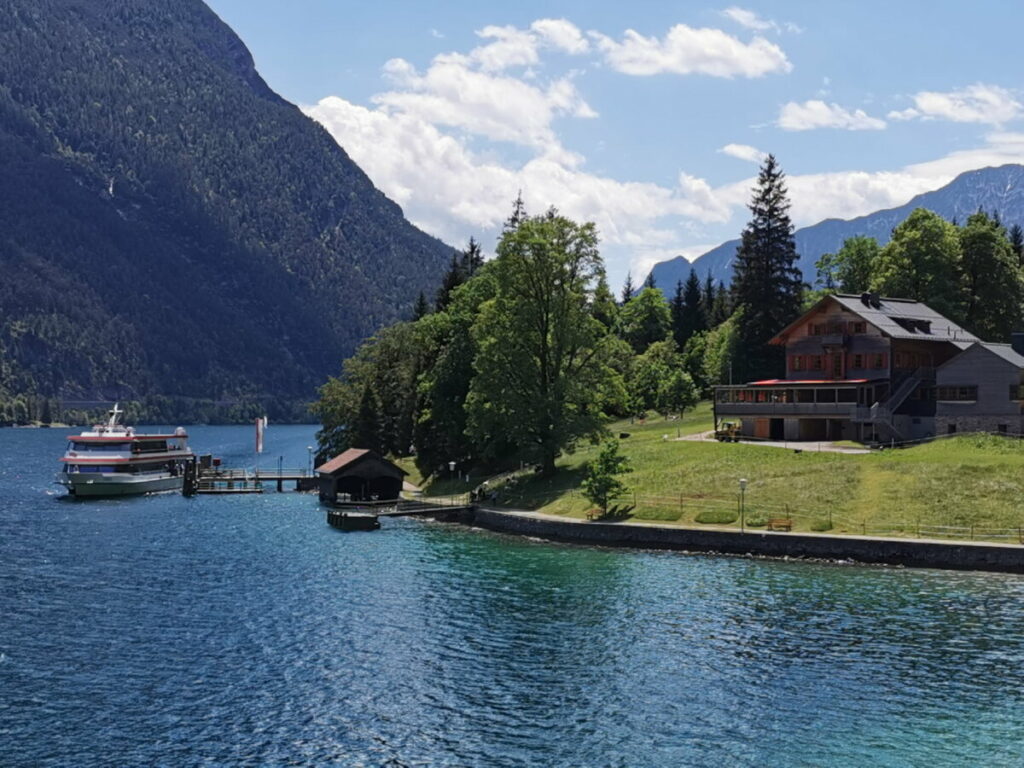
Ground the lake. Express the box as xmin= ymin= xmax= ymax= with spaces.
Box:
xmin=3 ymin=424 xmax=1024 ymax=766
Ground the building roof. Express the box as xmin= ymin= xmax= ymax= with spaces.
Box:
xmin=947 ymin=342 xmax=1024 ymax=369
xmin=316 ymin=448 xmax=370 ymax=474
xmin=771 ymin=293 xmax=980 ymax=345
xmin=316 ymin=447 xmax=408 ymax=476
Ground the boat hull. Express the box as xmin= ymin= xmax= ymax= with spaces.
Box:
xmin=58 ymin=473 xmax=183 ymax=498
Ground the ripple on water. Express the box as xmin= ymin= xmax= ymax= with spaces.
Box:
xmin=2 ymin=426 xmax=1024 ymax=767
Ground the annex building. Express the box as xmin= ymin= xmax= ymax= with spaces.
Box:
xmin=714 ymin=293 xmax=1024 ymax=443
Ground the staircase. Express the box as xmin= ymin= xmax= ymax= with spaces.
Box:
xmin=856 ymin=368 xmax=933 ymax=443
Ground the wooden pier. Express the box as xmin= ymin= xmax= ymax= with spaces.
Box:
xmin=183 ymin=463 xmax=317 ymax=496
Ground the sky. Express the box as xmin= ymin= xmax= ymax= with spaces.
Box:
xmin=206 ymin=0 xmax=1024 ymax=288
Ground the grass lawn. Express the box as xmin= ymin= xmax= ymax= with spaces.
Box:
xmin=464 ymin=402 xmax=1024 ymax=542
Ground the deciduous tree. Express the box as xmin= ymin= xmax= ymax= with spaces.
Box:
xmin=467 ymin=212 xmax=615 ymax=475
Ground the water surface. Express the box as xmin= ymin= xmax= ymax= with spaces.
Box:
xmin=2 ymin=425 xmax=1023 ymax=766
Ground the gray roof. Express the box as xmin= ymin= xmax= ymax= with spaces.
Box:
xmin=978 ymin=342 xmax=1024 ymax=368
xmin=829 ymin=294 xmax=980 ymax=344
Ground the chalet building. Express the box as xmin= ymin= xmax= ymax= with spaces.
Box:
xmin=713 ymin=293 xmax=1024 ymax=443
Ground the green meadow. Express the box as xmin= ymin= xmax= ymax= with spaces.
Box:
xmin=415 ymin=401 xmax=1024 ymax=542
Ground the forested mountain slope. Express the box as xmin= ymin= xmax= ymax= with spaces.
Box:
xmin=648 ymin=164 xmax=1024 ymax=288
xmin=0 ymin=0 xmax=453 ymax=419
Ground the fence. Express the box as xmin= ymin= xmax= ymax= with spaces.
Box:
xmin=481 ymin=486 xmax=1024 ymax=545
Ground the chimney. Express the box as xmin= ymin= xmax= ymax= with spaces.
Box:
xmin=1012 ymin=333 xmax=1024 ymax=357
xmin=860 ymin=292 xmax=871 ymax=306
xmin=869 ymin=292 xmax=882 ymax=309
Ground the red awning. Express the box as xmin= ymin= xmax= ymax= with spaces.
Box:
xmin=747 ymin=379 xmax=871 ymax=386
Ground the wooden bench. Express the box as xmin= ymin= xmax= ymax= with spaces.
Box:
xmin=767 ymin=517 xmax=793 ymax=532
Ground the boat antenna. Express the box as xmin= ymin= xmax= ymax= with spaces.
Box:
xmin=107 ymin=403 xmax=123 ymax=431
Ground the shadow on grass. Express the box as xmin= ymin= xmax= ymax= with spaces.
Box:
xmin=593 ymin=504 xmax=635 ymax=522
xmin=494 ymin=466 xmax=588 ymax=510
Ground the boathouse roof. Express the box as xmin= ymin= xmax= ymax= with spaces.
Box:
xmin=316 ymin=448 xmax=407 ymax=476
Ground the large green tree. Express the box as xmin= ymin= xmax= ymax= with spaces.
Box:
xmin=731 ymin=155 xmax=803 ymax=380
xmin=466 ymin=211 xmax=616 ymax=475
xmin=816 ymin=236 xmax=880 ymax=293
xmin=870 ymin=208 xmax=963 ymax=320
xmin=616 ymin=286 xmax=672 ymax=353
xmin=958 ymin=211 xmax=1023 ymax=340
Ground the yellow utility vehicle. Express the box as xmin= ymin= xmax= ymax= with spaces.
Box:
xmin=714 ymin=420 xmax=741 ymax=442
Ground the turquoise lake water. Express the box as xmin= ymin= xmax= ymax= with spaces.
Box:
xmin=3 ymin=424 xmax=1024 ymax=766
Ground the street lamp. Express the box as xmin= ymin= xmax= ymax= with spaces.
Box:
xmin=306 ymin=445 xmax=314 ymax=475
xmin=739 ymin=478 xmax=748 ymax=533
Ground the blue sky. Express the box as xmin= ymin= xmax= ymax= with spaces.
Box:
xmin=207 ymin=1 xmax=1024 ymax=287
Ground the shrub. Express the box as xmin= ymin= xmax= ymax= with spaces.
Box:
xmin=695 ymin=509 xmax=738 ymax=525
xmin=745 ymin=514 xmax=768 ymax=528
xmin=810 ymin=518 xmax=833 ymax=532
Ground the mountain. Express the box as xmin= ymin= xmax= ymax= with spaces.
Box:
xmin=648 ymin=164 xmax=1024 ymax=290
xmin=0 ymin=0 xmax=453 ymax=419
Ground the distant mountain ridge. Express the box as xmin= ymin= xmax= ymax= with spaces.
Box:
xmin=0 ymin=0 xmax=453 ymax=416
xmin=648 ymin=164 xmax=1024 ymax=289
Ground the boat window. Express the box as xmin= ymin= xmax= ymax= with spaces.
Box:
xmin=71 ymin=442 xmax=132 ymax=452
xmin=75 ymin=465 xmax=119 ymax=473
xmin=134 ymin=441 xmax=168 ymax=453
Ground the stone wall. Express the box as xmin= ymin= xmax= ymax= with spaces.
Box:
xmin=458 ymin=507 xmax=1024 ymax=574
xmin=935 ymin=415 xmax=1024 ymax=435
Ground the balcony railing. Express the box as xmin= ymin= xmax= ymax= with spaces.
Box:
xmin=715 ymin=401 xmax=861 ymax=417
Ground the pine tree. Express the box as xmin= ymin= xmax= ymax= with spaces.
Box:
xmin=460 ymin=236 xmax=484 ymax=277
xmin=669 ymin=279 xmax=685 ymax=347
xmin=676 ymin=267 xmax=706 ymax=347
xmin=1010 ymin=223 xmax=1024 ymax=268
xmin=712 ymin=281 xmax=731 ymax=326
xmin=412 ymin=291 xmax=431 ymax=320
xmin=621 ymin=272 xmax=636 ymax=304
xmin=592 ymin=271 xmax=618 ymax=329
xmin=435 ymin=253 xmax=465 ymax=312
xmin=702 ymin=272 xmax=716 ymax=323
xmin=731 ymin=154 xmax=803 ymax=380
xmin=504 ymin=191 xmax=527 ymax=232
xmin=643 ymin=272 xmax=657 ymax=290
xmin=351 ymin=383 xmax=384 ymax=453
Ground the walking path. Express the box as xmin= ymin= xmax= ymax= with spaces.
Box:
xmin=678 ymin=430 xmax=870 ymax=454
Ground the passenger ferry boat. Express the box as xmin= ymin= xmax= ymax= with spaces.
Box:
xmin=57 ymin=404 xmax=194 ymax=497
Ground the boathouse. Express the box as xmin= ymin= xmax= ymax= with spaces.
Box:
xmin=316 ymin=448 xmax=406 ymax=503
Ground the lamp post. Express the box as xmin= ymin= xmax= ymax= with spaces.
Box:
xmin=306 ymin=445 xmax=314 ymax=476
xmin=739 ymin=478 xmax=747 ymax=533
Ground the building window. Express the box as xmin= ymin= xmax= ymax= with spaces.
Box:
xmin=999 ymin=424 xmax=1008 ymax=433
xmin=1011 ymin=384 xmax=1023 ymax=401
xmin=873 ymin=353 xmax=886 ymax=369
xmin=852 ymin=353 xmax=864 ymax=369
xmin=811 ymin=355 xmax=823 ymax=371
xmin=948 ymin=424 xmax=957 ymax=434
xmin=850 ymin=321 xmax=866 ymax=334
xmin=936 ymin=386 xmax=978 ymax=402
xmin=792 ymin=355 xmax=804 ymax=371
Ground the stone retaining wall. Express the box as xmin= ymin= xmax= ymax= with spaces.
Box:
xmin=456 ymin=507 xmax=1024 ymax=574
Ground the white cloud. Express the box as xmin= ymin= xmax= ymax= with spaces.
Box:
xmin=887 ymin=83 xmax=1022 ymax=126
xmin=302 ymin=18 xmax=1024 ymax=286
xmin=777 ymin=100 xmax=886 ymax=131
xmin=722 ymin=7 xmax=777 ymax=32
xmin=305 ymin=95 xmax=731 ymax=264
xmin=590 ymin=24 xmax=791 ymax=78
xmin=376 ymin=56 xmax=594 ymax=151
xmin=530 ymin=18 xmax=590 ymax=54
xmin=718 ymin=143 xmax=767 ymax=163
